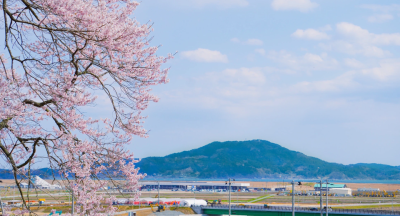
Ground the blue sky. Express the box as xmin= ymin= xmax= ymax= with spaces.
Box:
xmin=119 ymin=0 xmax=400 ymax=166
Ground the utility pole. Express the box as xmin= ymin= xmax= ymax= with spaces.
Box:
xmin=0 ymin=180 xmax=4 ymax=216
xmin=229 ymin=180 xmax=231 ymax=216
xmin=291 ymin=180 xmax=295 ymax=216
xmin=226 ymin=178 xmax=235 ymax=216
xmin=158 ymin=182 xmax=160 ymax=204
xmin=320 ymin=180 xmax=322 ymax=216
xmin=326 ymin=180 xmax=329 ymax=216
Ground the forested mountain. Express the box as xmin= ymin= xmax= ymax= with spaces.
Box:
xmin=137 ymin=140 xmax=400 ymax=179
xmin=1 ymin=140 xmax=399 ymax=180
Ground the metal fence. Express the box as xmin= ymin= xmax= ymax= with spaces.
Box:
xmin=202 ymin=204 xmax=400 ymax=215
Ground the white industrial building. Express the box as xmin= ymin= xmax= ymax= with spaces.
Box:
xmin=329 ymin=188 xmax=352 ymax=196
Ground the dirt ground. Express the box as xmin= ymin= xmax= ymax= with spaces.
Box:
xmin=136 ymin=209 xmax=153 ymax=216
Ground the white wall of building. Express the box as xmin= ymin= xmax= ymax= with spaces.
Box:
xmin=329 ymin=188 xmax=352 ymax=196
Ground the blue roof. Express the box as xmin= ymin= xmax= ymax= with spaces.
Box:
xmin=314 ymin=184 xmax=346 ymax=188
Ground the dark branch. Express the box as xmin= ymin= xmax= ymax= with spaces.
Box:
xmin=23 ymin=98 xmax=54 ymax=107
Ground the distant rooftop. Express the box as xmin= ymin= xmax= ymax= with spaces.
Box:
xmin=314 ymin=183 xmax=346 ymax=188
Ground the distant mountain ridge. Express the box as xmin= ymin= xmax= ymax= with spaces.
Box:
xmin=1 ymin=140 xmax=399 ymax=180
xmin=0 ymin=168 xmax=60 ymax=179
xmin=136 ymin=140 xmax=400 ymax=180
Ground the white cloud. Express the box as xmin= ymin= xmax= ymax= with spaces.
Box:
xmin=319 ymin=22 xmax=400 ymax=58
xmin=222 ymin=68 xmax=266 ymax=85
xmin=368 ymin=14 xmax=393 ymax=23
xmin=230 ymin=38 xmax=240 ymax=43
xmin=271 ymin=0 xmax=318 ymax=12
xmin=319 ymin=25 xmax=332 ymax=32
xmin=336 ymin=22 xmax=400 ymax=45
xmin=194 ymin=67 xmax=270 ymax=103
xmin=267 ymin=50 xmax=338 ymax=72
xmin=344 ymin=58 xmax=365 ymax=69
xmin=255 ymin=48 xmax=266 ymax=55
xmin=292 ymin=28 xmax=330 ymax=40
xmin=292 ymin=73 xmax=357 ymax=92
xmin=362 ymin=5 xmax=398 ymax=23
xmin=181 ymin=48 xmax=228 ymax=63
xmin=361 ymin=59 xmax=400 ymax=81
xmin=319 ymin=40 xmax=389 ymax=58
xmin=244 ymin=38 xmax=264 ymax=46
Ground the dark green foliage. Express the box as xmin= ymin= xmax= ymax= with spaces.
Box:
xmin=137 ymin=140 xmax=400 ymax=179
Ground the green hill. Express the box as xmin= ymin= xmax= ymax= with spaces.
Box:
xmin=137 ymin=140 xmax=400 ymax=179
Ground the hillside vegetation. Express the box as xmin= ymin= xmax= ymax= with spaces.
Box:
xmin=137 ymin=140 xmax=400 ymax=179
xmin=1 ymin=140 xmax=399 ymax=180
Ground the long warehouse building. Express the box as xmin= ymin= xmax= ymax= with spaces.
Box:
xmin=139 ymin=181 xmax=250 ymax=190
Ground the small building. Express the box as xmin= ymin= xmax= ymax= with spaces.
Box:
xmin=20 ymin=183 xmax=31 ymax=188
xmin=7 ymin=200 xmax=23 ymax=205
xmin=358 ymin=188 xmax=380 ymax=192
xmin=329 ymin=188 xmax=352 ymax=196
xmin=274 ymin=187 xmax=286 ymax=191
xmin=252 ymin=188 xmax=271 ymax=191
xmin=314 ymin=183 xmax=346 ymax=191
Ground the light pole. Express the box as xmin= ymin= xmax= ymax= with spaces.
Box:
xmin=292 ymin=181 xmax=302 ymax=216
xmin=158 ymin=181 xmax=160 ymax=204
xmin=326 ymin=180 xmax=329 ymax=216
xmin=291 ymin=180 xmax=295 ymax=216
xmin=226 ymin=178 xmax=235 ymax=216
xmin=320 ymin=179 xmax=322 ymax=216
xmin=66 ymin=186 xmax=74 ymax=215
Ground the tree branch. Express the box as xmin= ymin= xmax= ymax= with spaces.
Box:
xmin=23 ymin=98 xmax=54 ymax=107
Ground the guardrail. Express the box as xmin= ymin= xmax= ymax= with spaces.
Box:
xmin=202 ymin=204 xmax=400 ymax=215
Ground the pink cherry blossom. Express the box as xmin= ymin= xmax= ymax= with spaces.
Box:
xmin=0 ymin=0 xmax=171 ymax=215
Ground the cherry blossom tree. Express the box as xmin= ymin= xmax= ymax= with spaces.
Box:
xmin=0 ymin=0 xmax=171 ymax=215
